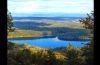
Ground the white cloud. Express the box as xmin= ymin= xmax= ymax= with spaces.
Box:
xmin=8 ymin=0 xmax=93 ymax=14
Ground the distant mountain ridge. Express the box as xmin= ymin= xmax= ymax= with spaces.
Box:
xmin=13 ymin=17 xmax=85 ymax=21
xmin=12 ymin=13 xmax=87 ymax=17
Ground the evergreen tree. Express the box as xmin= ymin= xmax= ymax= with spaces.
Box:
xmin=7 ymin=11 xmax=15 ymax=32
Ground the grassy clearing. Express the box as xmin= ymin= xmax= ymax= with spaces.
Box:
xmin=44 ymin=21 xmax=83 ymax=28
xmin=8 ymin=30 xmax=52 ymax=38
xmin=14 ymin=20 xmax=84 ymax=29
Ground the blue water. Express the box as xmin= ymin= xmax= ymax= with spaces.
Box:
xmin=8 ymin=38 xmax=89 ymax=48
xmin=13 ymin=17 xmax=85 ymax=21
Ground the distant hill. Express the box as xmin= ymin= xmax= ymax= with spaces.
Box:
xmin=13 ymin=17 xmax=85 ymax=21
xmin=12 ymin=13 xmax=87 ymax=17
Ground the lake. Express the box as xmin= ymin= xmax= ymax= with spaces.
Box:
xmin=8 ymin=38 xmax=89 ymax=48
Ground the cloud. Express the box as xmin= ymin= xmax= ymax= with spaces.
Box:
xmin=8 ymin=0 xmax=93 ymax=15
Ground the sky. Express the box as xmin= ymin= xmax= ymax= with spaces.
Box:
xmin=8 ymin=0 xmax=93 ymax=17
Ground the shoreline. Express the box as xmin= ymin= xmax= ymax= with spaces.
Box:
xmin=13 ymin=19 xmax=81 ymax=23
xmin=8 ymin=36 xmax=90 ymax=41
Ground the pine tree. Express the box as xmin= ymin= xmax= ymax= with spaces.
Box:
xmin=7 ymin=11 xmax=15 ymax=32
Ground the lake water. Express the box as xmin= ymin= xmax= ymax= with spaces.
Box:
xmin=8 ymin=38 xmax=89 ymax=48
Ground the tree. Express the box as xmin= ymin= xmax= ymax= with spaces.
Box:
xmin=7 ymin=11 xmax=15 ymax=32
xmin=66 ymin=43 xmax=84 ymax=65
xmin=79 ymin=11 xmax=94 ymax=32
xmin=79 ymin=11 xmax=94 ymax=46
xmin=79 ymin=11 xmax=94 ymax=65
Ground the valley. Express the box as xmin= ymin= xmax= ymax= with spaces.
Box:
xmin=8 ymin=20 xmax=90 ymax=41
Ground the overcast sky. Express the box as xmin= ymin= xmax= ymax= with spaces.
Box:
xmin=8 ymin=0 xmax=93 ymax=16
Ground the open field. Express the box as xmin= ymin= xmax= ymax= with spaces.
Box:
xmin=13 ymin=20 xmax=84 ymax=29
xmin=8 ymin=30 xmax=52 ymax=38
